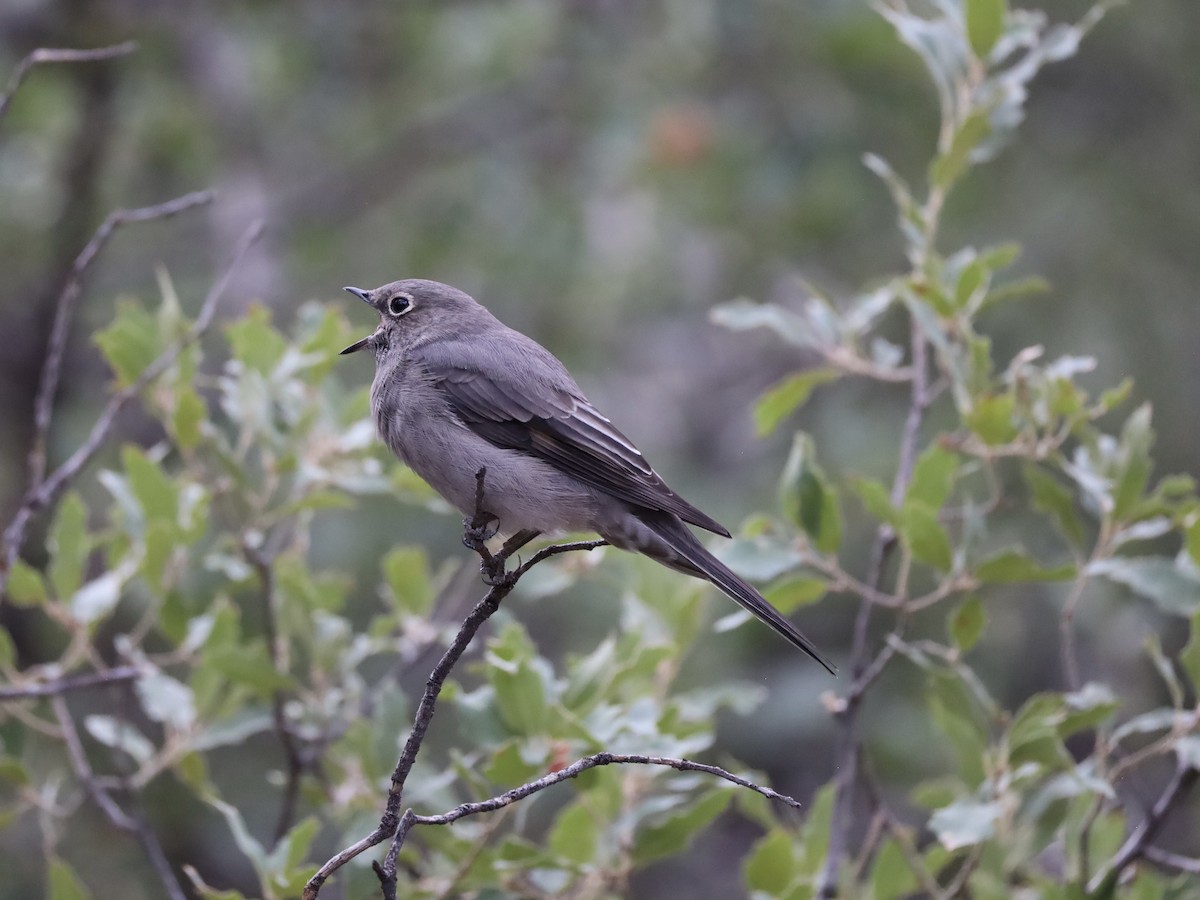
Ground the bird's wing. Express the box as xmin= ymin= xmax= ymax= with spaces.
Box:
xmin=418 ymin=335 xmax=730 ymax=536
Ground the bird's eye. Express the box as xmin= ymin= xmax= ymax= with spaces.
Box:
xmin=387 ymin=293 xmax=413 ymax=317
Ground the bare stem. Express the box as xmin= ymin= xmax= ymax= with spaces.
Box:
xmin=1 ymin=218 xmax=263 ymax=594
xmin=818 ymin=317 xmax=933 ymax=897
xmin=51 ymin=695 xmax=186 ymax=900
xmin=27 ymin=190 xmax=214 ymax=489
xmin=246 ymin=544 xmax=307 ymax=844
xmin=0 ymin=665 xmax=141 ymax=701
xmin=0 ymin=42 xmax=137 ymax=126
xmin=1087 ymin=760 xmax=1199 ymax=896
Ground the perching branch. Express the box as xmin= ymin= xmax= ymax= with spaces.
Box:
xmin=307 ymin=469 xmax=778 ymax=900
xmin=0 ymin=42 xmax=137 ymax=127
xmin=0 ymin=665 xmax=141 ymax=701
xmin=303 ymin=468 xmax=606 ymax=900
xmin=1 ymin=217 xmax=263 ymax=595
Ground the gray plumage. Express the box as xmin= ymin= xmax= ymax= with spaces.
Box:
xmin=341 ymin=279 xmax=835 ymax=674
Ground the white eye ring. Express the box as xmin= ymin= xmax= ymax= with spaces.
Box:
xmin=387 ymin=293 xmax=414 ymax=317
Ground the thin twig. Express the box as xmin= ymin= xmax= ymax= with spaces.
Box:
xmin=303 ymin=578 xmax=513 ymax=900
xmin=818 ymin=317 xmax=933 ymax=897
xmin=378 ymin=752 xmax=802 ymax=879
xmin=1087 ymin=761 xmax=1199 ymax=896
xmin=51 ymin=695 xmax=186 ymax=900
xmin=0 ymin=665 xmax=141 ymax=701
xmin=246 ymin=544 xmax=306 ymax=845
xmin=27 ymin=190 xmax=214 ymax=489
xmin=1143 ymin=846 xmax=1200 ymax=875
xmin=303 ymin=472 xmax=607 ymax=900
xmin=0 ymin=42 xmax=137 ymax=126
xmin=1 ymin=218 xmax=263 ymax=594
xmin=422 ymin=751 xmax=802 ymax=824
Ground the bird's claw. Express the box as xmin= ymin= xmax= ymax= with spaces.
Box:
xmin=461 ymin=514 xmax=500 ymax=551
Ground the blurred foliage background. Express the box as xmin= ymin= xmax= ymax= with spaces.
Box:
xmin=3 ymin=0 xmax=1200 ymax=898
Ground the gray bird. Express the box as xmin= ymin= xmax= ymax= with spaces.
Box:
xmin=340 ymin=279 xmax=835 ymax=674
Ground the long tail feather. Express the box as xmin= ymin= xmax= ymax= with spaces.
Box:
xmin=639 ymin=512 xmax=837 ymax=675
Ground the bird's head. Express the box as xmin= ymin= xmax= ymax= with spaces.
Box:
xmin=339 ymin=279 xmax=485 ymax=359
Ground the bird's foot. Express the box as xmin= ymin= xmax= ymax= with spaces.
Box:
xmin=461 ymin=514 xmax=500 ymax=551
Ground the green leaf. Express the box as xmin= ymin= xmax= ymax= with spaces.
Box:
xmin=135 ymin=669 xmax=197 ymax=731
xmin=47 ymin=856 xmax=92 ymax=900
xmin=743 ymin=828 xmax=796 ymax=894
xmin=1059 ymin=683 xmax=1119 ymax=737
xmin=83 ymin=715 xmax=155 ymax=764
xmin=48 ymin=492 xmax=89 ymax=599
xmin=964 ymin=393 xmax=1018 ymax=445
xmin=1024 ymin=464 xmax=1085 ymax=547
xmin=949 ymin=596 xmax=985 ymax=653
xmin=71 ymin=571 xmax=125 ymax=624
xmin=142 ymin=520 xmax=175 ymax=591
xmin=979 ymin=242 xmax=1021 ymax=273
xmin=900 ymin=502 xmax=953 ymax=571
xmin=548 ymin=802 xmax=599 ymax=865
xmin=907 ymin=445 xmax=959 ymax=511
xmin=954 ymin=258 xmax=987 ymax=309
xmin=1180 ymin=611 xmax=1200 ymax=693
xmin=869 ymin=839 xmax=919 ymax=900
xmin=6 ymin=558 xmax=47 ymax=607
xmin=0 ymin=629 xmax=15 ymax=669
xmin=779 ymin=433 xmax=842 ymax=554
xmin=634 ymin=789 xmax=731 ymax=864
xmin=267 ymin=816 xmax=320 ymax=878
xmin=928 ymin=672 xmax=988 ymax=786
xmin=931 ymin=111 xmax=992 ymax=190
xmin=1088 ymin=556 xmax=1200 ymax=617
xmin=1113 ymin=403 xmax=1154 ymax=520
xmin=172 ymin=387 xmax=206 ymax=452
xmin=225 ymin=304 xmax=287 ymax=375
xmin=975 ymin=550 xmax=1075 ymax=584
xmin=487 ymin=622 xmax=548 ymax=736
xmin=1098 ymin=378 xmax=1133 ymax=413
xmin=979 ymin=275 xmax=1051 ymax=312
xmin=850 ymin=476 xmax=900 ymax=528
xmin=717 ymin=537 xmax=804 ymax=582
xmin=122 ymin=445 xmax=179 ymax=527
xmin=485 ymin=741 xmax=544 ymax=786
xmin=754 ymin=368 xmax=840 ymax=435
xmin=381 ymin=546 xmax=432 ymax=617
xmin=1144 ymin=634 xmax=1183 ymax=708
xmin=966 ymin=0 xmax=1006 ymax=58
xmin=764 ymin=576 xmax=828 ymax=614
xmin=709 ymin=300 xmax=815 ymax=348
xmin=204 ymin=640 xmax=295 ymax=696
xmin=94 ymin=300 xmax=159 ymax=386
xmin=929 ymin=798 xmax=1003 ymax=851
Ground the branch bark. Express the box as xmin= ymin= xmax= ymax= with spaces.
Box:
xmin=0 ymin=41 xmax=136 ymax=127
xmin=0 ymin=665 xmax=141 ymax=701
xmin=27 ymin=190 xmax=214 ymax=489
xmin=818 ymin=319 xmax=932 ymax=897
xmin=51 ymin=695 xmax=186 ymax=900
xmin=1 ymin=216 xmax=262 ymax=595
xmin=1087 ymin=760 xmax=1199 ymax=896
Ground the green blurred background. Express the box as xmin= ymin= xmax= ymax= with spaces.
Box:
xmin=3 ymin=0 xmax=1198 ymax=896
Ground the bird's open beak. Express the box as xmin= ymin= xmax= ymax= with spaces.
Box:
xmin=340 ymin=286 xmax=374 ymax=354
xmin=340 ymin=334 xmax=372 ymax=355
